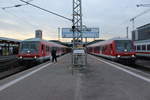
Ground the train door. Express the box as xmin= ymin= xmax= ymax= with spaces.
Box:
xmin=99 ymin=46 xmax=102 ymax=54
xmin=96 ymin=46 xmax=100 ymax=54
xmin=46 ymin=46 xmax=50 ymax=56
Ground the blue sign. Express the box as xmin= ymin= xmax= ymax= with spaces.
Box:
xmin=62 ymin=28 xmax=99 ymax=38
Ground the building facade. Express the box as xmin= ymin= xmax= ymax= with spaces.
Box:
xmin=132 ymin=23 xmax=150 ymax=41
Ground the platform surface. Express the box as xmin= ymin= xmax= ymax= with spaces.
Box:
xmin=0 ymin=54 xmax=150 ymax=100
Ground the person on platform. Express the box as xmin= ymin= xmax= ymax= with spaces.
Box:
xmin=51 ymin=48 xmax=57 ymax=62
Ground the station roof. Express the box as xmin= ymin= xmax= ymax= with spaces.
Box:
xmin=137 ymin=23 xmax=150 ymax=30
xmin=0 ymin=37 xmax=21 ymax=42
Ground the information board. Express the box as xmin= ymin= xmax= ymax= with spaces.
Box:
xmin=62 ymin=28 xmax=99 ymax=38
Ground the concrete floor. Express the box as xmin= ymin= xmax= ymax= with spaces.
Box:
xmin=0 ymin=54 xmax=150 ymax=100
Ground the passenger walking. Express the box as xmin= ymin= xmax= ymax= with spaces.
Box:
xmin=51 ymin=48 xmax=57 ymax=62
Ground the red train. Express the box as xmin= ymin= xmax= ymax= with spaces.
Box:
xmin=87 ymin=38 xmax=136 ymax=63
xmin=134 ymin=39 xmax=150 ymax=58
xmin=18 ymin=38 xmax=70 ymax=63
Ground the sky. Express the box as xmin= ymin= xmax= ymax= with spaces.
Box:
xmin=0 ymin=0 xmax=150 ymax=42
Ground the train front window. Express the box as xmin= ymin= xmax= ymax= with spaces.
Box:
xmin=115 ymin=40 xmax=133 ymax=52
xmin=20 ymin=42 xmax=39 ymax=53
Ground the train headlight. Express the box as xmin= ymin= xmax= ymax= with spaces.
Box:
xmin=34 ymin=56 xmax=37 ymax=59
xmin=117 ymin=55 xmax=121 ymax=58
xmin=124 ymin=49 xmax=127 ymax=52
xmin=20 ymin=56 xmax=22 ymax=59
xmin=132 ymin=55 xmax=135 ymax=57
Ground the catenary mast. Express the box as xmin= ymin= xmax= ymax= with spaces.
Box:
xmin=72 ymin=0 xmax=83 ymax=48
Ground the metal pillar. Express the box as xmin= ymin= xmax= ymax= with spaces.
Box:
xmin=132 ymin=19 xmax=135 ymax=31
xmin=72 ymin=0 xmax=83 ymax=48
xmin=72 ymin=0 xmax=87 ymax=68
xmin=58 ymin=27 xmax=60 ymax=41
xmin=126 ymin=26 xmax=129 ymax=38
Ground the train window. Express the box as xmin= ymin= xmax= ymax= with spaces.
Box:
xmin=96 ymin=47 xmax=100 ymax=51
xmin=49 ymin=47 xmax=50 ymax=52
xmin=101 ymin=46 xmax=103 ymax=51
xmin=134 ymin=46 xmax=136 ymax=50
xmin=115 ymin=40 xmax=133 ymax=52
xmin=147 ymin=45 xmax=150 ymax=50
xmin=99 ymin=46 xmax=102 ymax=51
xmin=46 ymin=46 xmax=49 ymax=52
xmin=46 ymin=46 xmax=47 ymax=51
xmin=31 ymin=44 xmax=37 ymax=50
xmin=137 ymin=45 xmax=141 ymax=50
xmin=20 ymin=42 xmax=39 ymax=53
xmin=142 ymin=45 xmax=146 ymax=50
xmin=49 ymin=47 xmax=52 ymax=52
xmin=103 ymin=46 xmax=106 ymax=51
xmin=135 ymin=45 xmax=137 ymax=50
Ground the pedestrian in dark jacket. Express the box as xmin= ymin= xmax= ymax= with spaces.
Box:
xmin=51 ymin=48 xmax=57 ymax=62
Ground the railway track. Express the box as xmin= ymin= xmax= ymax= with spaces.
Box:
xmin=0 ymin=60 xmax=39 ymax=80
xmin=0 ymin=54 xmax=66 ymax=80
xmin=92 ymin=54 xmax=150 ymax=74
xmin=123 ymin=60 xmax=150 ymax=74
xmin=0 ymin=59 xmax=18 ymax=72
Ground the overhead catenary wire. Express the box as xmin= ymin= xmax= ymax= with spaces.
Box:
xmin=130 ymin=8 xmax=150 ymax=21
xmin=0 ymin=0 xmax=34 ymax=10
xmin=6 ymin=11 xmax=33 ymax=26
xmin=4 ymin=9 xmax=56 ymax=34
xmin=137 ymin=4 xmax=150 ymax=7
xmin=0 ymin=0 xmax=67 ymax=39
xmin=19 ymin=0 xmax=72 ymax=22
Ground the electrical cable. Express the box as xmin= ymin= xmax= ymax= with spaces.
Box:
xmin=2 ymin=9 xmax=38 ymax=29
xmin=130 ymin=8 xmax=150 ymax=21
xmin=19 ymin=0 xmax=72 ymax=21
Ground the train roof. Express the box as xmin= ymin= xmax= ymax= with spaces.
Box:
xmin=49 ymin=41 xmax=67 ymax=48
xmin=87 ymin=37 xmax=131 ymax=47
xmin=22 ymin=38 xmax=67 ymax=48
xmin=0 ymin=37 xmax=21 ymax=42
xmin=22 ymin=38 xmax=46 ymax=42
xmin=134 ymin=39 xmax=150 ymax=44
xmin=109 ymin=37 xmax=131 ymax=41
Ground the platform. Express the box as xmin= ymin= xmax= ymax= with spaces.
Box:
xmin=0 ymin=54 xmax=150 ymax=100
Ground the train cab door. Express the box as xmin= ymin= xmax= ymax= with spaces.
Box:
xmin=41 ymin=44 xmax=45 ymax=56
xmin=110 ymin=44 xmax=114 ymax=55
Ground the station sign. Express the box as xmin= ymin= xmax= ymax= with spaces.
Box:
xmin=62 ymin=28 xmax=99 ymax=38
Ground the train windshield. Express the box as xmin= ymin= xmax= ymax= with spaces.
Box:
xmin=115 ymin=40 xmax=134 ymax=52
xmin=20 ymin=41 xmax=39 ymax=54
